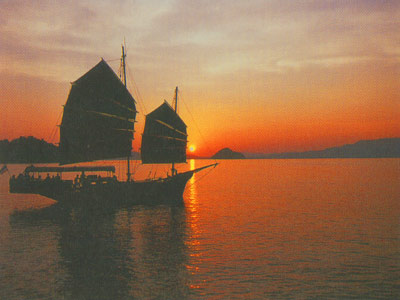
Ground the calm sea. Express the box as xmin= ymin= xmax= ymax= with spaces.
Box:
xmin=0 ymin=159 xmax=399 ymax=299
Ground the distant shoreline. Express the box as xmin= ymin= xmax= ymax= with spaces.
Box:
xmin=243 ymin=138 xmax=400 ymax=159
xmin=4 ymin=157 xmax=400 ymax=165
xmin=1 ymin=136 xmax=399 ymax=163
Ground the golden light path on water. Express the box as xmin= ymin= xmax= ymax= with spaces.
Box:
xmin=186 ymin=159 xmax=202 ymax=287
xmin=188 ymin=159 xmax=199 ymax=240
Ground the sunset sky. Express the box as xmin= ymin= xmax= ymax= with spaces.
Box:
xmin=1 ymin=0 xmax=399 ymax=156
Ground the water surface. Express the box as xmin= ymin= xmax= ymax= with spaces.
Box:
xmin=0 ymin=159 xmax=399 ymax=299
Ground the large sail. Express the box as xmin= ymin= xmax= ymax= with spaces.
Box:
xmin=141 ymin=101 xmax=187 ymax=164
xmin=59 ymin=59 xmax=137 ymax=164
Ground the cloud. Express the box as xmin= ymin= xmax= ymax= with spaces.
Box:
xmin=1 ymin=0 xmax=399 ymax=81
xmin=0 ymin=0 xmax=135 ymax=81
xmin=127 ymin=0 xmax=400 ymax=83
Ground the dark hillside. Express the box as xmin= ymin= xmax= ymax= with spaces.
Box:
xmin=0 ymin=136 xmax=58 ymax=163
xmin=260 ymin=138 xmax=400 ymax=159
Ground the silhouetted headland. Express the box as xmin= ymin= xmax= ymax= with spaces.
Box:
xmin=0 ymin=136 xmax=142 ymax=163
xmin=0 ymin=136 xmax=58 ymax=163
xmin=245 ymin=138 xmax=400 ymax=159
xmin=211 ymin=148 xmax=245 ymax=159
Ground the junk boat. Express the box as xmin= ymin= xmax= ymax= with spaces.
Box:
xmin=9 ymin=46 xmax=217 ymax=206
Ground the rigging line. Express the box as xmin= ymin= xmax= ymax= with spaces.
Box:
xmin=190 ymin=166 xmax=216 ymax=185
xmin=147 ymin=164 xmax=155 ymax=179
xmin=48 ymin=110 xmax=63 ymax=144
xmin=132 ymin=158 xmax=140 ymax=176
xmin=179 ymin=91 xmax=218 ymax=164
xmin=126 ymin=64 xmax=147 ymax=115
xmin=123 ymin=64 xmax=145 ymax=156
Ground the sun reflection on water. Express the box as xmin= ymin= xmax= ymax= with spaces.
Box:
xmin=186 ymin=159 xmax=203 ymax=274
xmin=188 ymin=159 xmax=197 ymax=203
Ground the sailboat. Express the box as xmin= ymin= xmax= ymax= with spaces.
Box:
xmin=9 ymin=46 xmax=217 ymax=206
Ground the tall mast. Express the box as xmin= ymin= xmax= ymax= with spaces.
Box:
xmin=171 ymin=86 xmax=178 ymax=176
xmin=121 ymin=44 xmax=131 ymax=182
xmin=174 ymin=86 xmax=178 ymax=112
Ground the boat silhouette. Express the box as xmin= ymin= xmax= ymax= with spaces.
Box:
xmin=9 ymin=45 xmax=217 ymax=206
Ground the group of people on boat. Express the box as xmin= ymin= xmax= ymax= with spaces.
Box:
xmin=73 ymin=173 xmax=118 ymax=188
xmin=9 ymin=172 xmax=67 ymax=194
xmin=11 ymin=172 xmax=61 ymax=182
xmin=9 ymin=170 xmax=120 ymax=195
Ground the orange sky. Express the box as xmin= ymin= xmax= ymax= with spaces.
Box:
xmin=1 ymin=0 xmax=399 ymax=156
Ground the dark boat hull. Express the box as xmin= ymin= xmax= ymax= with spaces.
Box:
xmin=9 ymin=171 xmax=194 ymax=207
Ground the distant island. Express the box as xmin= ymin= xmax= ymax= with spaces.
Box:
xmin=245 ymin=138 xmax=400 ymax=159
xmin=211 ymin=148 xmax=245 ymax=159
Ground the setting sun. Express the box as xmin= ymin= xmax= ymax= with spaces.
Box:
xmin=189 ymin=145 xmax=196 ymax=152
